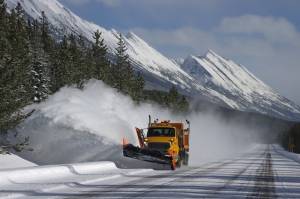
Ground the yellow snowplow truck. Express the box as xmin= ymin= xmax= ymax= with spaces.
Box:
xmin=123 ymin=116 xmax=190 ymax=170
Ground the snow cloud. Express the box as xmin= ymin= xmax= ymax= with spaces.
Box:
xmin=17 ymin=80 xmax=273 ymax=166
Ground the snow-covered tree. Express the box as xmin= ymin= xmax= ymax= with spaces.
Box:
xmin=29 ymin=19 xmax=50 ymax=103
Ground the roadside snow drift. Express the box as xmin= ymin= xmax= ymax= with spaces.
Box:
xmin=0 ymin=154 xmax=37 ymax=170
xmin=11 ymin=80 xmax=270 ymax=167
xmin=0 ymin=161 xmax=117 ymax=186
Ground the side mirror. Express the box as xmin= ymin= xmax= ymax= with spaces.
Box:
xmin=186 ymin=120 xmax=190 ymax=130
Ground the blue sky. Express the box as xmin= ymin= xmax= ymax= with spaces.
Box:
xmin=60 ymin=0 xmax=300 ymax=105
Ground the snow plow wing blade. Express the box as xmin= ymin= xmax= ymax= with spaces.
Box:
xmin=123 ymin=144 xmax=172 ymax=165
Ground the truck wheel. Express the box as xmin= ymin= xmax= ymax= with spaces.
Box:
xmin=183 ymin=152 xmax=189 ymax=165
xmin=170 ymin=159 xmax=176 ymax=170
xmin=176 ymin=159 xmax=182 ymax=168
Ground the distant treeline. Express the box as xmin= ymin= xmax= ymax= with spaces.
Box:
xmin=0 ymin=1 xmax=188 ymax=152
xmin=281 ymin=123 xmax=300 ymax=153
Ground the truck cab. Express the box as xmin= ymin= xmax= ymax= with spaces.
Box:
xmin=146 ymin=126 xmax=178 ymax=155
xmin=143 ymin=121 xmax=189 ymax=167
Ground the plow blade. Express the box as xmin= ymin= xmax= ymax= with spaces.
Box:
xmin=123 ymin=144 xmax=172 ymax=165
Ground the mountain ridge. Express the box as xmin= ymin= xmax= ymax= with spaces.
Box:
xmin=5 ymin=0 xmax=300 ymax=121
xmin=181 ymin=51 xmax=300 ymax=119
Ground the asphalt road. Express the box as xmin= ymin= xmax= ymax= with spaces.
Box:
xmin=1 ymin=145 xmax=300 ymax=198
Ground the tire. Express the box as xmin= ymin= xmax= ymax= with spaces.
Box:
xmin=171 ymin=160 xmax=176 ymax=170
xmin=176 ymin=159 xmax=182 ymax=168
xmin=183 ymin=152 xmax=189 ymax=166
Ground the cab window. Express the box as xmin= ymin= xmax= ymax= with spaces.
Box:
xmin=147 ymin=128 xmax=175 ymax=137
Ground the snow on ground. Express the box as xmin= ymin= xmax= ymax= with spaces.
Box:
xmin=0 ymin=161 xmax=118 ymax=186
xmin=0 ymin=154 xmax=37 ymax=170
xmin=0 ymin=160 xmax=154 ymax=199
xmin=2 ymin=145 xmax=300 ymax=198
xmin=272 ymin=144 xmax=300 ymax=163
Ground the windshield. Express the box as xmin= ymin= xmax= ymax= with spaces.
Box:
xmin=147 ymin=128 xmax=175 ymax=137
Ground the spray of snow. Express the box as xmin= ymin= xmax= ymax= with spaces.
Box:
xmin=189 ymin=113 xmax=261 ymax=165
xmin=15 ymin=80 xmax=268 ymax=167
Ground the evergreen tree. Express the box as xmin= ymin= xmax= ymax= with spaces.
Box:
xmin=92 ymin=30 xmax=111 ymax=83
xmin=167 ymin=86 xmax=179 ymax=105
xmin=76 ymin=35 xmax=89 ymax=88
xmin=40 ymin=11 xmax=52 ymax=52
xmin=6 ymin=4 xmax=31 ymax=104
xmin=84 ymin=41 xmax=96 ymax=81
xmin=0 ymin=2 xmax=19 ymax=133
xmin=113 ymin=33 xmax=134 ymax=93
xmin=29 ymin=19 xmax=50 ymax=103
xmin=68 ymin=33 xmax=81 ymax=86
xmin=0 ymin=0 xmax=9 ymax=68
xmin=50 ymin=36 xmax=69 ymax=92
xmin=166 ymin=86 xmax=189 ymax=112
xmin=0 ymin=0 xmax=7 ymax=32
xmin=39 ymin=12 xmax=53 ymax=94
xmin=177 ymin=96 xmax=189 ymax=113
xmin=0 ymin=0 xmax=5 ymax=14
xmin=113 ymin=33 xmax=126 ymax=91
xmin=130 ymin=72 xmax=145 ymax=101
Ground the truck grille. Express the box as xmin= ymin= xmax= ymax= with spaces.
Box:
xmin=148 ymin=142 xmax=170 ymax=153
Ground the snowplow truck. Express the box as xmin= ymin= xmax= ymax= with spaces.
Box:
xmin=123 ymin=116 xmax=190 ymax=170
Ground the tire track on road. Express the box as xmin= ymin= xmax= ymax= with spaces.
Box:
xmin=247 ymin=146 xmax=276 ymax=199
xmin=61 ymin=160 xmax=238 ymax=198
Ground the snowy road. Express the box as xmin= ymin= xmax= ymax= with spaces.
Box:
xmin=1 ymin=145 xmax=300 ymax=198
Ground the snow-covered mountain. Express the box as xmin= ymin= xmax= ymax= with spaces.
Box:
xmin=5 ymin=0 xmax=300 ymax=121
xmin=182 ymin=51 xmax=300 ymax=120
xmin=5 ymin=0 xmax=196 ymax=91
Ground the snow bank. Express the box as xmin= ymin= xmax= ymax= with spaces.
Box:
xmin=0 ymin=161 xmax=117 ymax=186
xmin=0 ymin=154 xmax=37 ymax=170
xmin=272 ymin=144 xmax=300 ymax=163
xmin=9 ymin=80 xmax=267 ymax=167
